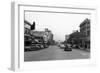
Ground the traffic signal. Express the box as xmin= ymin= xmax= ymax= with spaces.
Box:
xmin=31 ymin=22 xmax=35 ymax=30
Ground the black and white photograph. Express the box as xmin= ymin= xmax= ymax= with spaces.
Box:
xmin=24 ymin=10 xmax=90 ymax=62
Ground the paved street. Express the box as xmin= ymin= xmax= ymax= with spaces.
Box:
xmin=24 ymin=46 xmax=90 ymax=62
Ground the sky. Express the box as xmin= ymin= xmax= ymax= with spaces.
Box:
xmin=25 ymin=11 xmax=90 ymax=42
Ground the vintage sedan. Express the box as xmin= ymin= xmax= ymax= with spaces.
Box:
xmin=64 ymin=44 xmax=72 ymax=51
xmin=58 ymin=43 xmax=65 ymax=49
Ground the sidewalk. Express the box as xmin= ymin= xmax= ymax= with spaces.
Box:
xmin=79 ymin=47 xmax=90 ymax=52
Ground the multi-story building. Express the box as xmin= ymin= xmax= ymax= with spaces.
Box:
xmin=44 ymin=28 xmax=53 ymax=44
xmin=79 ymin=18 xmax=90 ymax=37
xmin=65 ymin=35 xmax=69 ymax=42
xmin=24 ymin=20 xmax=32 ymax=51
xmin=24 ymin=20 xmax=31 ymax=35
xmin=24 ymin=20 xmax=54 ymax=49
xmin=79 ymin=18 xmax=90 ymax=49
xmin=30 ymin=28 xmax=54 ymax=45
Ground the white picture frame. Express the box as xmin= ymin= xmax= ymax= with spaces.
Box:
xmin=11 ymin=2 xmax=97 ymax=71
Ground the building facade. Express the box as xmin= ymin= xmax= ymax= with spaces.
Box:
xmin=65 ymin=35 xmax=69 ymax=42
xmin=24 ymin=20 xmax=31 ymax=35
xmin=79 ymin=18 xmax=90 ymax=49
xmin=44 ymin=28 xmax=53 ymax=44
xmin=79 ymin=18 xmax=90 ymax=37
xmin=30 ymin=28 xmax=54 ymax=45
xmin=24 ymin=20 xmax=32 ymax=51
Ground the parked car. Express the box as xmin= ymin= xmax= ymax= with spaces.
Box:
xmin=31 ymin=36 xmax=49 ymax=50
xmin=58 ymin=43 xmax=65 ymax=49
xmin=43 ymin=41 xmax=49 ymax=48
xmin=72 ymin=44 xmax=79 ymax=49
xmin=64 ymin=44 xmax=72 ymax=51
xmin=31 ymin=39 xmax=44 ymax=50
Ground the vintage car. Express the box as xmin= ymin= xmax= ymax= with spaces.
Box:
xmin=31 ymin=36 xmax=49 ymax=50
xmin=64 ymin=44 xmax=72 ymax=51
xmin=58 ymin=43 xmax=65 ymax=49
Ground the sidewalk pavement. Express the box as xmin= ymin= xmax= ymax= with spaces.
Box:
xmin=79 ymin=47 xmax=90 ymax=52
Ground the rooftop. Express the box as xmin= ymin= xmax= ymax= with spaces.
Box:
xmin=79 ymin=18 xmax=90 ymax=27
xmin=24 ymin=20 xmax=31 ymax=26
